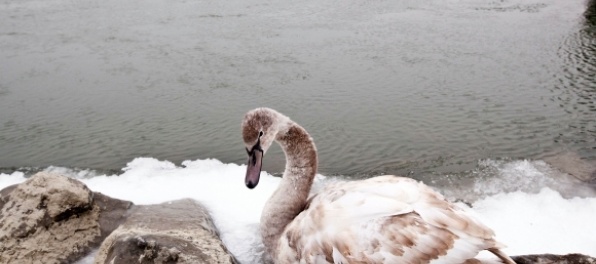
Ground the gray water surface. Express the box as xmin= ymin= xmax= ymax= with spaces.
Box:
xmin=1 ymin=0 xmax=595 ymax=176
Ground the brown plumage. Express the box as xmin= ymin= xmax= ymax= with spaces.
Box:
xmin=242 ymin=107 xmax=515 ymax=264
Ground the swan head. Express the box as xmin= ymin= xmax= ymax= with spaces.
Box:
xmin=241 ymin=108 xmax=287 ymax=189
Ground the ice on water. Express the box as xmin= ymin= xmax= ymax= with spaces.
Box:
xmin=1 ymin=157 xmax=595 ymax=263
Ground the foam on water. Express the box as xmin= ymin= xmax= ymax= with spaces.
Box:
xmin=1 ymin=157 xmax=595 ymax=263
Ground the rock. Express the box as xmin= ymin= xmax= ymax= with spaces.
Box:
xmin=544 ymin=152 xmax=596 ymax=183
xmin=1 ymin=172 xmax=238 ymax=263
xmin=0 ymin=172 xmax=131 ymax=264
xmin=512 ymin=253 xmax=596 ymax=264
xmin=93 ymin=192 xmax=135 ymax=245
xmin=95 ymin=198 xmax=238 ymax=264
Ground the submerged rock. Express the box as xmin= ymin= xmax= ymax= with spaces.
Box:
xmin=544 ymin=152 xmax=596 ymax=184
xmin=0 ymin=172 xmax=131 ymax=264
xmin=94 ymin=198 xmax=238 ymax=264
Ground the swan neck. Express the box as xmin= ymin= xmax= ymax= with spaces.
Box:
xmin=260 ymin=121 xmax=318 ymax=257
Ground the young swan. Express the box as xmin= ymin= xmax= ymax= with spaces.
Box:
xmin=242 ymin=107 xmax=515 ymax=264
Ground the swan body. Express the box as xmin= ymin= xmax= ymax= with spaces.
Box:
xmin=242 ymin=107 xmax=514 ymax=264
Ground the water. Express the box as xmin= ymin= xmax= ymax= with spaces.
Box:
xmin=1 ymin=0 xmax=596 ymax=261
xmin=1 ymin=0 xmax=595 ymax=176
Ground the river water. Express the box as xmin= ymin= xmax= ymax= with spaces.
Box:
xmin=1 ymin=0 xmax=595 ymax=175
xmin=2 ymin=0 xmax=596 ymax=262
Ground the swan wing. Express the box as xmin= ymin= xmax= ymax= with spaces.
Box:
xmin=277 ymin=176 xmax=500 ymax=264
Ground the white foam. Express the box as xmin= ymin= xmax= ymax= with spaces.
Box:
xmin=1 ymin=157 xmax=595 ymax=263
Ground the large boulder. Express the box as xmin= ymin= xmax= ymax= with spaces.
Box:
xmin=94 ymin=199 xmax=238 ymax=264
xmin=0 ymin=172 xmax=131 ymax=264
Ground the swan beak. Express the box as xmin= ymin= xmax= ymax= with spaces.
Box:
xmin=245 ymin=149 xmax=263 ymax=189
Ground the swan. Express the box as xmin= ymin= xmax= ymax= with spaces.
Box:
xmin=242 ymin=107 xmax=515 ymax=264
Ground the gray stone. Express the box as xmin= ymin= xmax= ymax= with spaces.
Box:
xmin=1 ymin=172 xmax=238 ymax=264
xmin=94 ymin=199 xmax=238 ymax=264
xmin=0 ymin=172 xmax=131 ymax=264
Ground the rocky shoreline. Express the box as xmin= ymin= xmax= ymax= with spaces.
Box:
xmin=0 ymin=172 xmax=237 ymax=264
xmin=1 ymin=172 xmax=594 ymax=264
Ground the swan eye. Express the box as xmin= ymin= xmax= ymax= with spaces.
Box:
xmin=259 ymin=131 xmax=264 ymax=137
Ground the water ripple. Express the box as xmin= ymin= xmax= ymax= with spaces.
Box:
xmin=0 ymin=0 xmax=593 ymax=175
xmin=552 ymin=5 xmax=596 ymax=158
